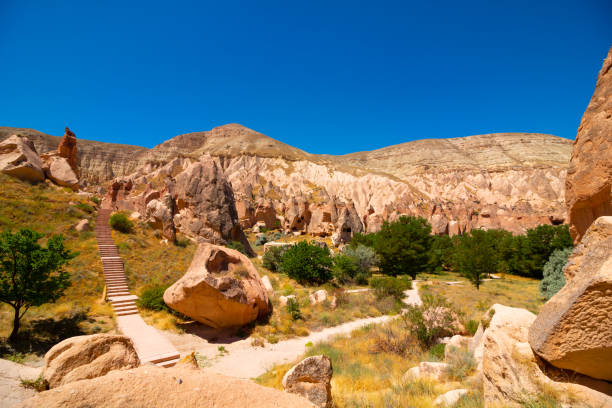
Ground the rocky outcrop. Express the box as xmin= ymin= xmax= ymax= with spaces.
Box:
xmin=75 ymin=219 xmax=90 ymax=232
xmin=164 ymin=243 xmax=270 ymax=328
xmin=42 ymin=334 xmax=140 ymax=388
xmin=58 ymin=127 xmax=78 ymax=176
xmin=0 ymin=135 xmax=45 ymax=182
xmin=529 ymin=216 xmax=612 ymax=381
xmin=40 ymin=153 xmax=79 ymax=190
xmin=566 ymin=47 xmax=612 ymax=244
xmin=19 ymin=364 xmax=316 ymax=408
xmin=282 ymin=355 xmax=333 ymax=408
xmin=482 ymin=304 xmax=612 ymax=408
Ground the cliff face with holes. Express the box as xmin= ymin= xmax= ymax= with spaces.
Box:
xmin=1 ymin=123 xmax=572 ymax=241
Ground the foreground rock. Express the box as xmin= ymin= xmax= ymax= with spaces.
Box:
xmin=42 ymin=334 xmax=140 ymax=388
xmin=0 ymin=135 xmax=45 ymax=182
xmin=19 ymin=365 xmax=315 ymax=408
xmin=566 ymin=46 xmax=612 ymax=244
xmin=164 ymin=243 xmax=270 ymax=328
xmin=434 ymin=389 xmax=468 ymax=407
xmin=282 ymin=355 xmax=333 ymax=408
xmin=483 ymin=304 xmax=612 ymax=407
xmin=0 ymin=358 xmax=41 ymax=408
xmin=529 ymin=216 xmax=612 ymax=381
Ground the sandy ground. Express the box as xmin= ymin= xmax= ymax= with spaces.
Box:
xmin=0 ymin=358 xmax=41 ymax=408
xmin=163 ymin=282 xmax=422 ymax=379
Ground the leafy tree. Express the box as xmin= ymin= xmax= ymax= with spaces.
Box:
xmin=373 ymin=216 xmax=433 ymax=278
xmin=262 ymin=246 xmax=287 ymax=272
xmin=525 ymin=225 xmax=572 ymax=279
xmin=539 ymin=247 xmax=572 ymax=300
xmin=428 ymin=235 xmax=454 ymax=273
xmin=349 ymin=232 xmax=377 ymax=248
xmin=455 ymin=229 xmax=497 ymax=289
xmin=280 ymin=241 xmax=333 ymax=285
xmin=109 ymin=212 xmax=133 ymax=233
xmin=0 ymin=229 xmax=74 ymax=341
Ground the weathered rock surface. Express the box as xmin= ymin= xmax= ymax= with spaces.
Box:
xmin=566 ymin=46 xmax=612 ymax=244
xmin=0 ymin=135 xmax=45 ymax=182
xmin=75 ymin=219 xmax=90 ymax=232
xmin=41 ymin=154 xmax=79 ymax=190
xmin=282 ymin=355 xmax=333 ymax=408
xmin=309 ymin=289 xmax=328 ymax=305
xmin=164 ymin=243 xmax=270 ymax=328
xmin=261 ymin=275 xmax=273 ymax=292
xmin=0 ymin=358 xmax=41 ymax=408
xmin=19 ymin=365 xmax=315 ymax=408
xmin=434 ymin=389 xmax=468 ymax=407
xmin=529 ymin=216 xmax=612 ymax=381
xmin=42 ymin=334 xmax=139 ymax=388
xmin=483 ymin=304 xmax=612 ymax=407
xmin=1 ymin=124 xmax=571 ymax=241
xmin=403 ymin=361 xmax=449 ymax=382
xmin=58 ymin=127 xmax=79 ymax=176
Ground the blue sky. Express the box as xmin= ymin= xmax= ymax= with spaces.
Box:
xmin=0 ymin=1 xmax=610 ymax=154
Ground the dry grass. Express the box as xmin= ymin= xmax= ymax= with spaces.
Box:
xmin=417 ymin=271 xmax=544 ymax=322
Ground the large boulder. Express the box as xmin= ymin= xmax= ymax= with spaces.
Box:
xmin=19 ymin=365 xmax=315 ymax=408
xmin=566 ymin=46 xmax=612 ymax=244
xmin=0 ymin=135 xmax=45 ymax=182
xmin=282 ymin=355 xmax=333 ymax=408
xmin=42 ymin=334 xmax=140 ymax=388
xmin=483 ymin=304 xmax=612 ymax=407
xmin=164 ymin=243 xmax=270 ymax=328
xmin=41 ymin=153 xmax=79 ymax=190
xmin=529 ymin=216 xmax=612 ymax=381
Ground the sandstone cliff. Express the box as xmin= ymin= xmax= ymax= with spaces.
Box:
xmin=0 ymin=123 xmax=572 ymax=238
xmin=566 ymin=46 xmax=612 ymax=244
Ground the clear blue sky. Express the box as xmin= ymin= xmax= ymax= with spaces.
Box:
xmin=0 ymin=1 xmax=610 ymax=154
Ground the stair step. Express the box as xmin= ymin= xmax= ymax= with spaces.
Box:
xmin=112 ymin=301 xmax=137 ymax=307
xmin=108 ymin=294 xmax=139 ymax=302
xmin=156 ymin=357 xmax=180 ymax=368
xmin=107 ymin=290 xmax=130 ymax=295
xmin=113 ymin=305 xmax=138 ymax=312
xmin=115 ymin=309 xmax=139 ymax=316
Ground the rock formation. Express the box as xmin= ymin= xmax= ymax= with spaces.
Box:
xmin=42 ymin=334 xmax=140 ymax=388
xmin=19 ymin=364 xmax=316 ymax=408
xmin=164 ymin=243 xmax=270 ymax=328
xmin=1 ymin=124 xmax=571 ymax=242
xmin=529 ymin=216 xmax=612 ymax=381
xmin=40 ymin=153 xmax=79 ymax=190
xmin=0 ymin=135 xmax=45 ymax=182
xmin=566 ymin=46 xmax=612 ymax=244
xmin=482 ymin=304 xmax=612 ymax=407
xmin=282 ymin=355 xmax=333 ymax=408
xmin=58 ymin=127 xmax=79 ymax=176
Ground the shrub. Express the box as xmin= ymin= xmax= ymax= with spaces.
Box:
xmin=90 ymin=196 xmax=101 ymax=205
xmin=428 ymin=343 xmax=446 ymax=361
xmin=75 ymin=202 xmax=94 ymax=214
xmin=539 ymin=247 xmax=572 ymax=300
xmin=374 ymin=216 xmax=433 ymax=278
xmin=280 ymin=241 xmax=333 ymax=285
xmin=465 ymin=319 xmax=479 ymax=335
xmin=138 ymin=285 xmax=169 ymax=311
xmin=286 ymin=297 xmax=302 ymax=320
xmin=262 ymin=246 xmax=287 ymax=272
xmin=226 ymin=240 xmax=247 ymax=255
xmin=175 ymin=237 xmax=190 ymax=248
xmin=255 ymin=234 xmax=269 ymax=246
xmin=370 ymin=324 xmax=418 ymax=356
xmin=109 ymin=212 xmax=133 ymax=233
xmin=333 ymin=245 xmax=378 ymax=284
xmin=444 ymin=347 xmax=476 ymax=380
xmin=402 ymin=293 xmax=458 ymax=348
xmin=369 ymin=276 xmax=411 ymax=301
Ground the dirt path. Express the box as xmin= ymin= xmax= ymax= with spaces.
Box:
xmin=163 ymin=282 xmax=422 ymax=379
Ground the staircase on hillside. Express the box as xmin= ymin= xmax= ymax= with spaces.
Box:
xmin=95 ymin=209 xmax=180 ymax=368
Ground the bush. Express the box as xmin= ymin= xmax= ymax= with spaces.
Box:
xmin=539 ymin=247 xmax=572 ymax=300
xmin=255 ymin=234 xmax=269 ymax=246
xmin=75 ymin=202 xmax=94 ymax=214
xmin=374 ymin=216 xmax=433 ymax=278
xmin=280 ymin=241 xmax=333 ymax=285
xmin=91 ymin=196 xmax=101 ymax=205
xmin=138 ymin=285 xmax=169 ymax=311
xmin=402 ymin=293 xmax=458 ymax=348
xmin=428 ymin=343 xmax=446 ymax=361
xmin=369 ymin=276 xmax=411 ymax=301
xmin=262 ymin=246 xmax=287 ymax=272
xmin=286 ymin=297 xmax=302 ymax=320
xmin=333 ymin=245 xmax=378 ymax=284
xmin=175 ymin=237 xmax=190 ymax=248
xmin=109 ymin=212 xmax=133 ymax=233
xmin=226 ymin=240 xmax=247 ymax=255
xmin=444 ymin=348 xmax=476 ymax=380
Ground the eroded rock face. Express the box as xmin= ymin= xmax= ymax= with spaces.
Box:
xmin=41 ymin=153 xmax=79 ymax=190
xmin=42 ymin=334 xmax=140 ymax=388
xmin=282 ymin=355 xmax=333 ymax=408
xmin=483 ymin=304 xmax=612 ymax=408
xmin=0 ymin=135 xmax=44 ymax=182
xmin=566 ymin=46 xmax=612 ymax=244
xmin=20 ymin=365 xmax=316 ymax=408
xmin=164 ymin=243 xmax=269 ymax=328
xmin=529 ymin=216 xmax=612 ymax=381
xmin=58 ymin=127 xmax=79 ymax=176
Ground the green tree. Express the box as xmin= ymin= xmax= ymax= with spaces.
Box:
xmin=333 ymin=245 xmax=378 ymax=284
xmin=525 ymin=225 xmax=572 ymax=279
xmin=280 ymin=241 xmax=333 ymax=285
xmin=455 ymin=229 xmax=497 ymax=289
xmin=539 ymin=247 xmax=572 ymax=300
xmin=428 ymin=235 xmax=454 ymax=273
xmin=0 ymin=229 xmax=74 ymax=341
xmin=349 ymin=232 xmax=377 ymax=248
xmin=373 ymin=216 xmax=433 ymax=279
